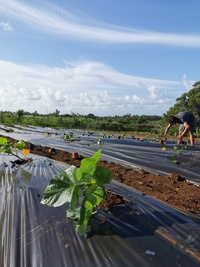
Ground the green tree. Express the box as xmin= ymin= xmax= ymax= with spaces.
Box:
xmin=16 ymin=109 xmax=25 ymax=122
xmin=33 ymin=111 xmax=39 ymax=116
xmin=164 ymin=81 xmax=200 ymax=127
xmin=0 ymin=111 xmax=4 ymax=123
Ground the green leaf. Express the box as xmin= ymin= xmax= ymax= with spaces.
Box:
xmin=0 ymin=137 xmax=12 ymax=154
xmin=69 ymin=185 xmax=81 ymax=210
xmin=14 ymin=140 xmax=26 ymax=150
xmin=84 ymin=184 xmax=105 ymax=206
xmin=41 ymin=166 xmax=78 ymax=207
xmin=4 ymin=147 xmax=12 ymax=154
xmin=94 ymin=166 xmax=112 ymax=184
xmin=0 ymin=137 xmax=8 ymax=146
xmin=84 ymin=191 xmax=104 ymax=209
xmin=67 ymin=207 xmax=81 ymax=222
xmin=76 ymin=149 xmax=101 ymax=181
xmin=76 ymin=206 xmax=93 ymax=235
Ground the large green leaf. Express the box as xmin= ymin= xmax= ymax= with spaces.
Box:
xmin=76 ymin=149 xmax=101 ymax=181
xmin=41 ymin=165 xmax=78 ymax=207
xmin=94 ymin=166 xmax=112 ymax=184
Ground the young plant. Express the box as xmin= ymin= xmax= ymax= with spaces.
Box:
xmin=41 ymin=149 xmax=112 ymax=235
xmin=171 ymin=153 xmax=179 ymax=165
xmin=171 ymin=144 xmax=187 ymax=165
xmin=63 ymin=134 xmax=70 ymax=140
xmin=0 ymin=137 xmax=26 ymax=159
xmin=155 ymin=134 xmax=162 ymax=142
xmin=122 ymin=133 xmax=126 ymax=139
xmin=97 ymin=138 xmax=102 ymax=145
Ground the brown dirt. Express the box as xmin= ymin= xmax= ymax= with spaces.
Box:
xmin=1 ymin=135 xmax=200 ymax=217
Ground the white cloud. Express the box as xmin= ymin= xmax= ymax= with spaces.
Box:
xmin=0 ymin=60 xmax=183 ymax=116
xmin=0 ymin=21 xmax=13 ymax=31
xmin=181 ymin=74 xmax=195 ymax=91
xmin=1 ymin=0 xmax=200 ymax=47
xmin=147 ymin=85 xmax=167 ymax=100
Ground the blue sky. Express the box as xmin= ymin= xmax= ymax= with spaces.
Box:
xmin=0 ymin=0 xmax=200 ymax=116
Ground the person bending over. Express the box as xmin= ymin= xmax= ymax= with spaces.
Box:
xmin=163 ymin=111 xmax=196 ymax=146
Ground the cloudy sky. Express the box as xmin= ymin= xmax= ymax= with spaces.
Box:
xmin=0 ymin=0 xmax=199 ymax=116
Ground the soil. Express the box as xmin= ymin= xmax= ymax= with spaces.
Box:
xmin=1 ymin=135 xmax=200 ymax=217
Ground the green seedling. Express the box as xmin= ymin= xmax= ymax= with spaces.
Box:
xmin=63 ymin=135 xmax=70 ymax=140
xmin=0 ymin=137 xmax=26 ymax=159
xmin=171 ymin=153 xmax=179 ymax=165
xmin=171 ymin=144 xmax=187 ymax=165
xmin=41 ymin=149 xmax=112 ymax=235
xmin=97 ymin=138 xmax=102 ymax=145
xmin=155 ymin=134 xmax=162 ymax=142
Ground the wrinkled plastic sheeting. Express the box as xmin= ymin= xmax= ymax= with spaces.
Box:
xmin=1 ymin=154 xmax=200 ymax=266
xmin=1 ymin=126 xmax=200 ymax=185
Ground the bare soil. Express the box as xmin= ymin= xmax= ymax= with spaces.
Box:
xmin=1 ymin=135 xmax=200 ymax=217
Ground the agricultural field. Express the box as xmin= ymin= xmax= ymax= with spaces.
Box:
xmin=1 ymin=125 xmax=200 ymax=266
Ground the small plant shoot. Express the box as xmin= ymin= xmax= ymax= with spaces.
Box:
xmin=41 ymin=149 xmax=112 ymax=235
xmin=171 ymin=144 xmax=187 ymax=165
xmin=0 ymin=137 xmax=26 ymax=159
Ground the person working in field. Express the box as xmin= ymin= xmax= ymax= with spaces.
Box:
xmin=163 ymin=111 xmax=196 ymax=146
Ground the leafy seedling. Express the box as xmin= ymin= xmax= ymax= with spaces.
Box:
xmin=171 ymin=154 xmax=180 ymax=165
xmin=41 ymin=149 xmax=112 ymax=235
xmin=0 ymin=137 xmax=26 ymax=159
xmin=97 ymin=138 xmax=102 ymax=145
xmin=171 ymin=144 xmax=187 ymax=165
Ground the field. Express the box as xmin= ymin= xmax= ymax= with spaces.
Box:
xmin=1 ymin=128 xmax=200 ymax=266
xmin=2 ymin=133 xmax=200 ymax=218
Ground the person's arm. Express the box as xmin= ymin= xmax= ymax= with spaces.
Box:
xmin=163 ymin=123 xmax=172 ymax=137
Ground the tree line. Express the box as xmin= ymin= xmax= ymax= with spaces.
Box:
xmin=0 ymin=81 xmax=200 ymax=135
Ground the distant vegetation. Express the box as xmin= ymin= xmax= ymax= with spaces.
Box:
xmin=0 ymin=109 xmax=164 ymax=134
xmin=0 ymin=81 xmax=199 ymax=137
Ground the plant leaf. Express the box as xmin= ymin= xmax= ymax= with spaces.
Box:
xmin=94 ymin=166 xmax=112 ymax=184
xmin=76 ymin=206 xmax=93 ymax=235
xmin=0 ymin=137 xmax=8 ymax=146
xmin=84 ymin=186 xmax=105 ymax=210
xmin=41 ymin=165 xmax=78 ymax=207
xmin=67 ymin=207 xmax=81 ymax=222
xmin=14 ymin=140 xmax=26 ymax=150
xmin=69 ymin=185 xmax=81 ymax=210
xmin=76 ymin=149 xmax=101 ymax=181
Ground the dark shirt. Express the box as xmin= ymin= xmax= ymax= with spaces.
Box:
xmin=175 ymin=111 xmax=195 ymax=124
